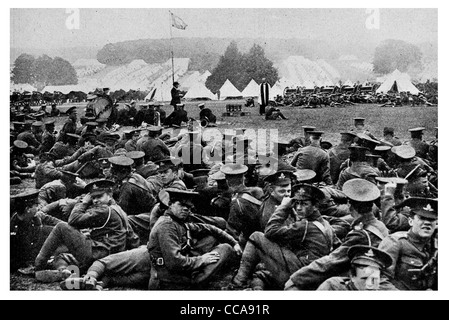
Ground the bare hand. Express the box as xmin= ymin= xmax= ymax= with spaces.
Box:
xmin=234 ymin=244 xmax=243 ymax=256
xmin=82 ymin=194 xmax=92 ymax=205
xmin=281 ymin=197 xmax=294 ymax=207
xmin=202 ymin=252 xmax=220 ymax=265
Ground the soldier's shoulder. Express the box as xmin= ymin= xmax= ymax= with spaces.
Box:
xmin=389 ymin=231 xmax=409 ymax=241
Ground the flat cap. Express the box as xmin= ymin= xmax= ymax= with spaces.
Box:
xmin=155 ymin=157 xmax=181 ymax=172
xmin=320 ymin=141 xmax=333 ymax=150
xmin=86 ymin=122 xmax=98 ymax=127
xmin=375 ymin=177 xmax=408 ymax=185
xmin=391 ymin=145 xmax=416 ymax=159
xmin=309 ymin=131 xmax=324 ymax=137
xmin=293 ymin=169 xmax=317 ymax=182
xmin=13 ymin=140 xmax=28 ymax=149
xmin=32 ymin=121 xmax=43 ymax=127
xmin=85 ymin=179 xmax=115 ymax=195
xmin=190 ymin=169 xmax=210 ymax=178
xmin=409 ymin=127 xmax=426 ymax=133
xmin=264 ymin=171 xmax=292 ymax=186
xmin=348 ymin=245 xmax=393 ymax=269
xmin=66 ymin=106 xmax=77 ymax=114
xmin=302 ymin=126 xmax=316 ymax=132
xmin=375 ymin=145 xmax=391 ymax=152
xmin=353 ymin=117 xmax=365 ymax=122
xmin=210 ymin=170 xmax=226 ymax=181
xmin=10 ymin=189 xmax=40 ymax=201
xmin=44 ymin=119 xmax=55 ymax=126
xmin=96 ymin=118 xmax=108 ymax=123
xmin=148 ymin=126 xmax=163 ymax=132
xmin=340 ymin=131 xmax=358 ymax=139
xmin=108 ymin=156 xmax=134 ymax=167
xmin=397 ymin=197 xmax=437 ymax=220
xmin=126 ymin=151 xmax=145 ymax=160
xmin=164 ymin=188 xmax=199 ymax=207
xmin=342 ymin=178 xmax=380 ymax=202
xmin=220 ymin=163 xmax=248 ymax=175
xmin=292 ymin=183 xmax=325 ymax=201
xmin=66 ymin=133 xmax=81 ymax=140
xmin=103 ymin=133 xmax=121 ymax=141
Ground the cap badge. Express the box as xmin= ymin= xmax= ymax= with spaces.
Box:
xmin=365 ymin=249 xmax=375 ymax=257
xmin=298 ymin=189 xmax=307 ymax=196
xmin=423 ymin=204 xmax=434 ymax=212
xmin=279 ymin=173 xmax=286 ymax=180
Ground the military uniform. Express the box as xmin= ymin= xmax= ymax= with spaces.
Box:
xmin=124 ymin=139 xmax=138 ymax=152
xmin=329 ymin=144 xmax=351 ymax=184
xmin=49 ymin=141 xmax=77 ymax=160
xmin=17 ymin=130 xmax=40 ymax=150
xmin=165 ymin=109 xmax=189 ymax=127
xmin=286 ymin=179 xmax=389 ymax=290
xmin=40 ymin=129 xmax=56 ymax=154
xmin=57 ymin=118 xmax=77 ymax=142
xmin=291 ymin=145 xmax=332 ymax=185
xmin=336 ymin=162 xmax=379 ymax=190
xmin=35 ymin=160 xmax=63 ymax=189
xmin=147 ymin=212 xmax=238 ymax=289
xmin=405 ymin=139 xmax=430 ymax=159
xmin=137 ymin=136 xmax=170 ymax=163
xmin=379 ymin=230 xmax=437 ymax=290
xmin=10 ymin=190 xmax=54 ymax=271
xmin=115 ymin=172 xmax=158 ymax=215
xmin=232 ymin=185 xmax=337 ymax=289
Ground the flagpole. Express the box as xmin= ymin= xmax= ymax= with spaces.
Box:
xmin=169 ymin=11 xmax=175 ymax=84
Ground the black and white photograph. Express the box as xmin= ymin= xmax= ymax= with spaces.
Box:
xmin=5 ymin=3 xmax=445 ymax=301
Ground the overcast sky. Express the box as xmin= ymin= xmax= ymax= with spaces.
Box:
xmin=11 ymin=8 xmax=437 ymax=49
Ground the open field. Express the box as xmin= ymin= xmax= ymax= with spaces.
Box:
xmin=39 ymin=100 xmax=438 ymax=145
xmin=11 ymin=101 xmax=437 ymax=290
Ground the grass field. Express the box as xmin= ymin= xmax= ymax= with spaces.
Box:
xmin=49 ymin=100 xmax=438 ymax=145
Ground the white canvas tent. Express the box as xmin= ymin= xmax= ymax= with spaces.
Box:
xmin=271 ymin=81 xmax=284 ymax=98
xmin=219 ymin=79 xmax=241 ymax=99
xmin=146 ymin=82 xmax=172 ymax=102
xmin=241 ymin=79 xmax=260 ymax=97
xmin=376 ymin=70 xmax=420 ymax=95
xmin=343 ymin=80 xmax=354 ymax=86
xmin=184 ymin=82 xmax=216 ymax=100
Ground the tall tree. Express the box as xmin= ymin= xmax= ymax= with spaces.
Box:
xmin=48 ymin=57 xmax=78 ymax=85
xmin=206 ymin=42 xmax=279 ymax=93
xmin=11 ymin=53 xmax=35 ymax=84
xmin=373 ymin=39 xmax=423 ymax=75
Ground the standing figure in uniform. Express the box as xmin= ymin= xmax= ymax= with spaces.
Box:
xmin=170 ymin=82 xmax=182 ymax=107
xmin=404 ymin=127 xmax=430 ymax=160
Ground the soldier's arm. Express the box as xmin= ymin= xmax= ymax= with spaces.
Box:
xmin=320 ymin=153 xmax=333 ymax=185
xmin=378 ymin=235 xmax=401 ymax=280
xmin=381 ymin=195 xmax=410 ymax=233
xmin=188 ymin=223 xmax=238 ymax=247
xmin=264 ymin=202 xmax=307 ymax=244
xmin=68 ymin=201 xmax=109 ymax=229
xmin=287 ymin=230 xmax=370 ymax=290
xmin=157 ymin=221 xmax=205 ymax=272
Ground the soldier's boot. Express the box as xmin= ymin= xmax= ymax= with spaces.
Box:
xmin=231 ymin=240 xmax=260 ymax=287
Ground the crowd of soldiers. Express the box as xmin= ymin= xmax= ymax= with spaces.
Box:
xmin=277 ymin=86 xmax=438 ymax=109
xmin=10 ymin=99 xmax=438 ymax=291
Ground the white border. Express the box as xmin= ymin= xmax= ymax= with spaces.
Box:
xmin=3 ymin=1 xmax=446 ymax=301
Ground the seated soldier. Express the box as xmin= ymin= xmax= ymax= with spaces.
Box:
xmin=10 ymin=190 xmax=54 ymax=272
xmin=34 ymin=180 xmax=129 ymax=283
xmin=34 ymin=151 xmax=63 ymax=189
xmin=60 ymin=188 xmax=227 ymax=291
xmin=108 ymin=156 xmax=157 ymax=216
xmin=226 ymin=184 xmax=338 ymax=290
xmin=198 ymin=103 xmax=217 ymax=126
xmin=37 ymin=171 xmax=86 ymax=209
xmin=226 ymin=187 xmax=265 ymax=248
xmin=317 ymin=245 xmax=393 ymax=291
xmin=379 ymin=198 xmax=438 ymax=290
xmin=147 ymin=189 xmax=242 ymax=290
xmin=265 ymin=106 xmax=288 ymax=120
xmin=10 ymin=140 xmax=35 ymax=184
